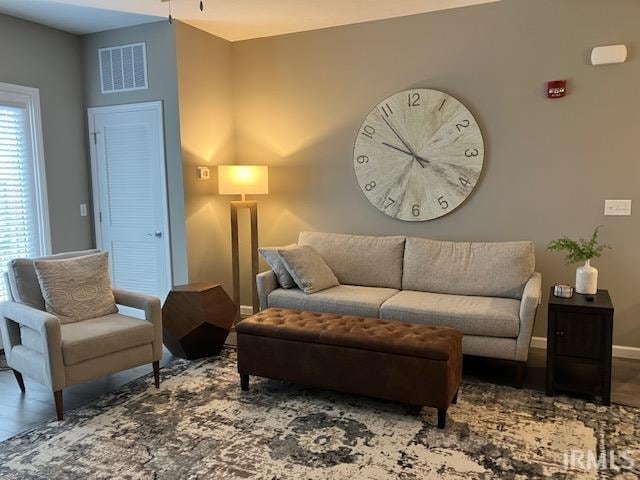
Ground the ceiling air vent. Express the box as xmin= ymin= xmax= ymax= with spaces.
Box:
xmin=98 ymin=42 xmax=148 ymax=94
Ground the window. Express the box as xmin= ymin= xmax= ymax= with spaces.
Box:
xmin=0 ymin=82 xmax=50 ymax=301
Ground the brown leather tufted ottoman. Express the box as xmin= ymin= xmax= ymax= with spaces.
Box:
xmin=235 ymin=308 xmax=463 ymax=428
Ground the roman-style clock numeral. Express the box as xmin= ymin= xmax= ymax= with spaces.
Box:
xmin=380 ymin=103 xmax=393 ymax=117
xmin=437 ymin=196 xmax=449 ymax=209
xmin=459 ymin=176 xmax=472 ymax=188
xmin=456 ymin=119 xmax=470 ymax=132
xmin=361 ymin=125 xmax=375 ymax=139
xmin=465 ymin=148 xmax=479 ymax=157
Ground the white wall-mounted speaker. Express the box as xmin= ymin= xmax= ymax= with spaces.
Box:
xmin=590 ymin=45 xmax=628 ymax=66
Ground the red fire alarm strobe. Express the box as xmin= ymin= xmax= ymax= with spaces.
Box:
xmin=547 ymin=80 xmax=567 ymax=98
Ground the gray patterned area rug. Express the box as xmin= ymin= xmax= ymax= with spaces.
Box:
xmin=0 ymin=348 xmax=638 ymax=479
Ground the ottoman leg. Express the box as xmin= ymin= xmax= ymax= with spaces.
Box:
xmin=437 ymin=408 xmax=447 ymax=429
xmin=240 ymin=374 xmax=250 ymax=391
xmin=452 ymin=389 xmax=458 ymax=405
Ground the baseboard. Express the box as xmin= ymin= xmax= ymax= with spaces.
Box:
xmin=530 ymin=337 xmax=547 ymax=350
xmin=240 ymin=305 xmax=254 ymax=318
xmin=531 ymin=336 xmax=640 ymax=360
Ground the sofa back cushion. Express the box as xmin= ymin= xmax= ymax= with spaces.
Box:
xmin=298 ymin=232 xmax=405 ymax=289
xmin=403 ymin=237 xmax=535 ymax=299
xmin=7 ymin=249 xmax=100 ymax=310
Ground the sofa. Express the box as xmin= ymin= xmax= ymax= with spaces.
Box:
xmin=257 ymin=232 xmax=542 ymax=370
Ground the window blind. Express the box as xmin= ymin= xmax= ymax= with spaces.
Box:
xmin=0 ymin=104 xmax=37 ymax=301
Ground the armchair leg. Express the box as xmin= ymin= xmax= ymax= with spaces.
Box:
xmin=153 ymin=361 xmax=160 ymax=388
xmin=54 ymin=390 xmax=63 ymax=421
xmin=12 ymin=370 xmax=25 ymax=393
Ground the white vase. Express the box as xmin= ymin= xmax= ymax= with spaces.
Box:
xmin=575 ymin=259 xmax=598 ymax=294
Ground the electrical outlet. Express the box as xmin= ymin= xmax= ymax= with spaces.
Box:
xmin=80 ymin=203 xmax=88 ymax=217
xmin=604 ymin=199 xmax=631 ymax=216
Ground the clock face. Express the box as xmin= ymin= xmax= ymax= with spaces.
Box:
xmin=353 ymin=88 xmax=484 ymax=221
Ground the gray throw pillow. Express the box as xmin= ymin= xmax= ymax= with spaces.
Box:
xmin=34 ymin=251 xmax=118 ymax=323
xmin=258 ymin=244 xmax=297 ymax=288
xmin=278 ymin=245 xmax=339 ymax=294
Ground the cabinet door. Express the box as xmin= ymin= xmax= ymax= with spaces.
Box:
xmin=554 ymin=313 xmax=604 ymax=359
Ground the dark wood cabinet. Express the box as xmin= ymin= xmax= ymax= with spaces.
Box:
xmin=546 ymin=288 xmax=613 ymax=405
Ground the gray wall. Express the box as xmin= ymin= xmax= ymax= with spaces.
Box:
xmin=81 ymin=21 xmax=188 ymax=285
xmin=175 ymin=22 xmax=235 ymax=289
xmin=232 ymin=0 xmax=640 ymax=346
xmin=0 ymin=14 xmax=92 ymax=253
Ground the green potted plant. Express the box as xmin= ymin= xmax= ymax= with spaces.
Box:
xmin=547 ymin=226 xmax=611 ymax=294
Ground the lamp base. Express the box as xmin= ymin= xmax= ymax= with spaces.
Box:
xmin=230 ymin=200 xmax=259 ymax=323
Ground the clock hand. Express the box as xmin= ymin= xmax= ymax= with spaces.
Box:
xmin=381 ymin=116 xmax=430 ymax=165
xmin=381 ymin=141 xmax=413 ymax=157
xmin=382 ymin=116 xmax=414 ymax=152
xmin=415 ymin=157 xmax=428 ymax=168
xmin=381 ymin=142 xmax=426 ymax=168
xmin=381 ymin=142 xmax=427 ymax=169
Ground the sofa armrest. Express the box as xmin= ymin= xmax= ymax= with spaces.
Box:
xmin=515 ymin=272 xmax=542 ymax=362
xmin=113 ymin=289 xmax=162 ymax=361
xmin=0 ymin=301 xmax=65 ymax=391
xmin=256 ymin=270 xmax=278 ymax=311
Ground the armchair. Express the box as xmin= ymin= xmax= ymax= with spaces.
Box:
xmin=0 ymin=250 xmax=163 ymax=420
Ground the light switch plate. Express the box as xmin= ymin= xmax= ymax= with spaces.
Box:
xmin=80 ymin=203 xmax=88 ymax=217
xmin=604 ymin=199 xmax=631 ymax=216
xmin=196 ymin=166 xmax=211 ymax=180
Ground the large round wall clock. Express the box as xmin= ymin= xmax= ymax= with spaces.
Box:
xmin=353 ymin=88 xmax=484 ymax=221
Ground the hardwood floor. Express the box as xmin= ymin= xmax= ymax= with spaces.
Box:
xmin=0 ymin=348 xmax=175 ymax=442
xmin=0 ymin=340 xmax=638 ymax=443
xmin=463 ymin=348 xmax=640 ymax=408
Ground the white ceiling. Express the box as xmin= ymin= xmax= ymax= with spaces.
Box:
xmin=0 ymin=0 xmax=501 ymax=41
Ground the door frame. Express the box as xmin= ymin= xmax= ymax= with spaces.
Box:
xmin=87 ymin=100 xmax=173 ymax=296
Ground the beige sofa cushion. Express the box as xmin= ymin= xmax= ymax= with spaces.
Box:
xmin=61 ymin=313 xmax=154 ymax=366
xmin=7 ymin=249 xmax=99 ymax=310
xmin=380 ymin=290 xmax=520 ymax=338
xmin=278 ymin=245 xmax=339 ymax=294
xmin=298 ymin=232 xmax=405 ymax=289
xmin=34 ymin=252 xmax=118 ymax=323
xmin=268 ymin=285 xmax=399 ymax=318
xmin=403 ymin=237 xmax=534 ymax=299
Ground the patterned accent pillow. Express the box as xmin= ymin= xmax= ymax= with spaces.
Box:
xmin=34 ymin=252 xmax=118 ymax=323
xmin=258 ymin=244 xmax=297 ymax=288
xmin=277 ymin=245 xmax=339 ymax=295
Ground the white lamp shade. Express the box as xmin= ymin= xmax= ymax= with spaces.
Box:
xmin=218 ymin=165 xmax=269 ymax=195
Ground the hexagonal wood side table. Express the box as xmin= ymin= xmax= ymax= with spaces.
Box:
xmin=162 ymin=283 xmax=236 ymax=359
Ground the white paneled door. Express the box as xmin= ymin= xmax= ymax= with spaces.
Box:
xmin=88 ymin=102 xmax=171 ymax=300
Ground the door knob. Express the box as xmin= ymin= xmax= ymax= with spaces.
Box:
xmin=146 ymin=231 xmax=163 ymax=238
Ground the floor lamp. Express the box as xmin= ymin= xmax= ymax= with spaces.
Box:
xmin=218 ymin=165 xmax=269 ymax=322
